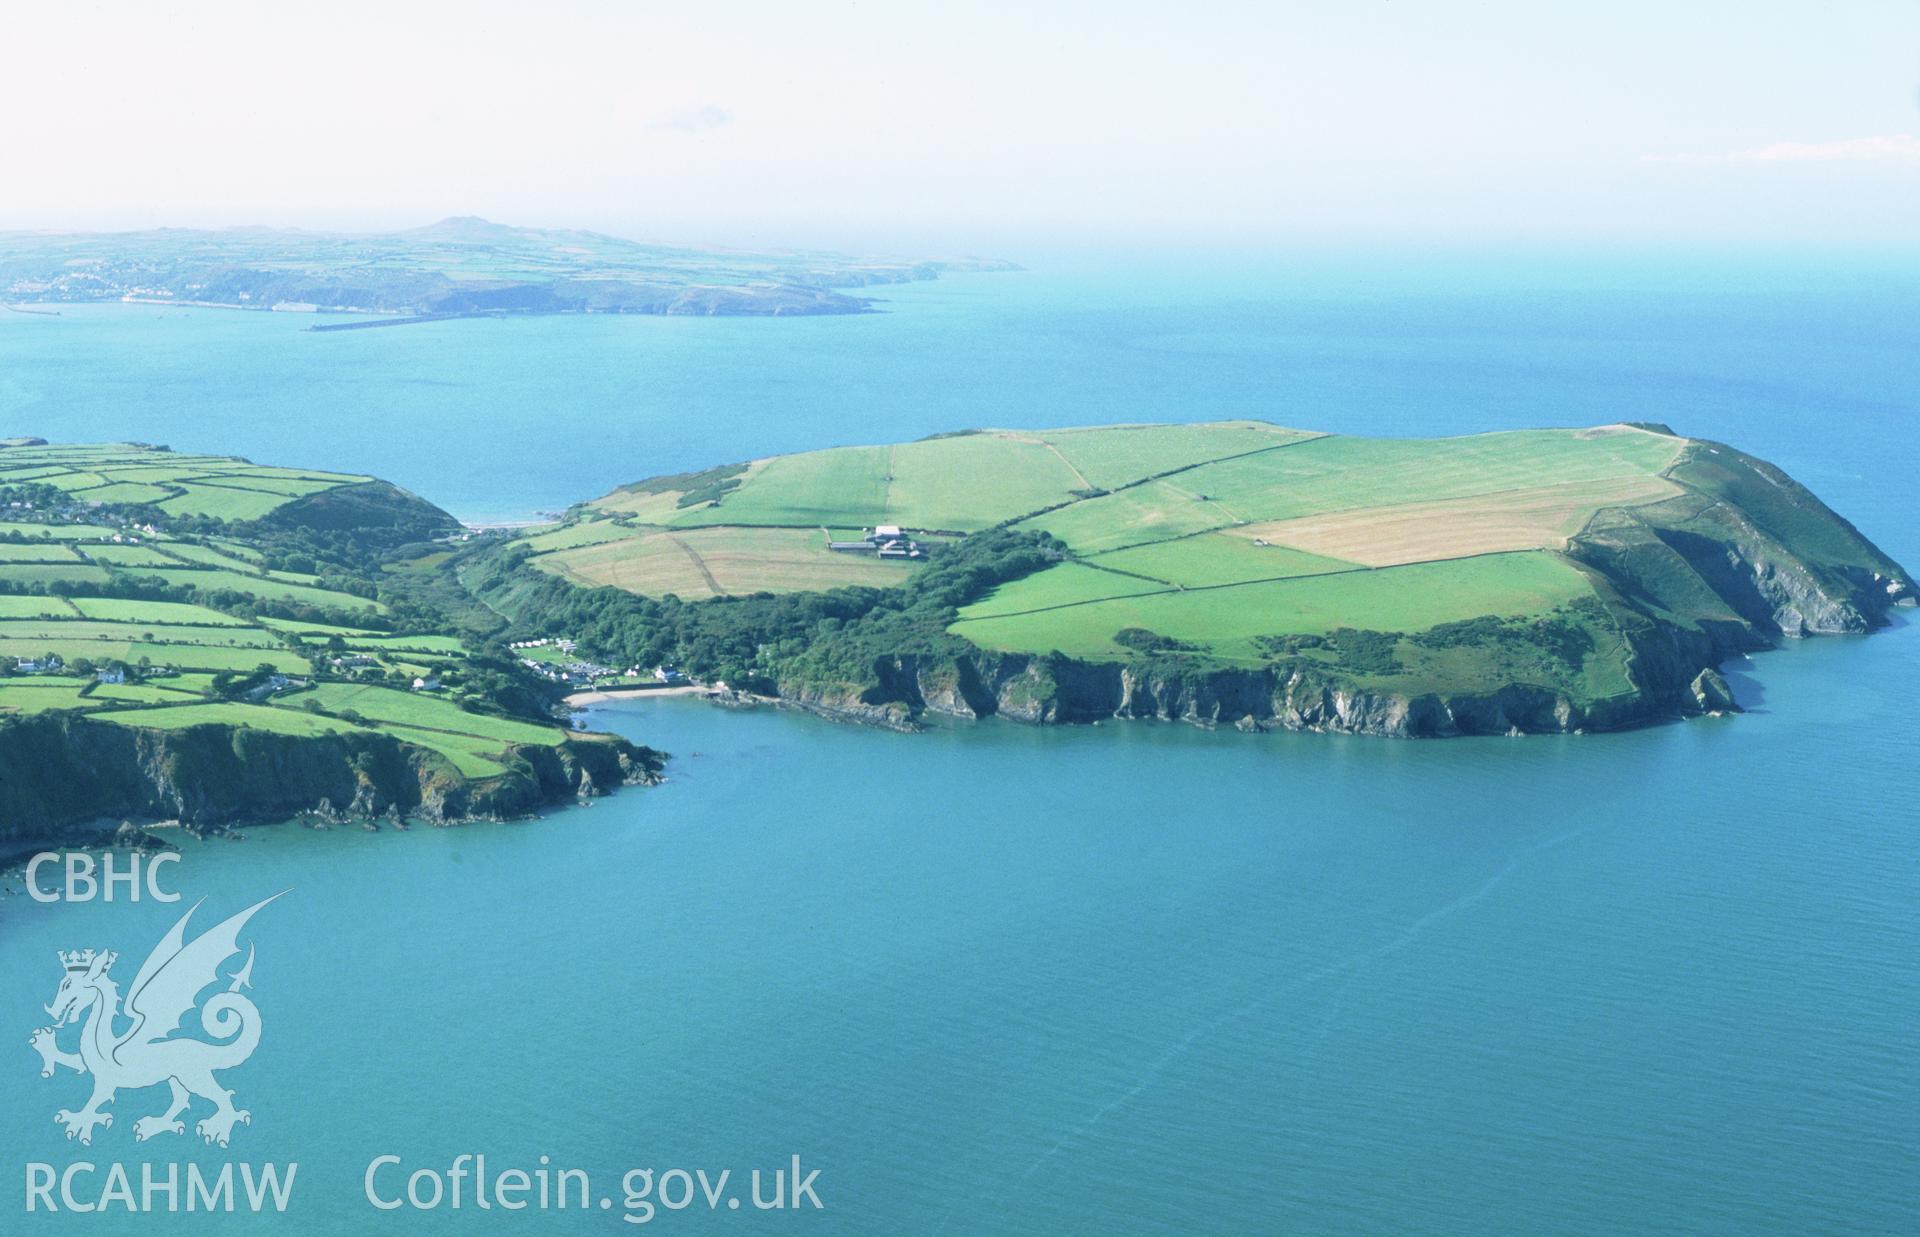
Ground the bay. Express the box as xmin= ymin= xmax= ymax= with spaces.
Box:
xmin=0 ymin=251 xmax=1914 ymax=1232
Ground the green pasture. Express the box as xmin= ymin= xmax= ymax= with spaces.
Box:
xmin=0 ymin=562 xmax=113 ymax=585
xmin=516 ymin=519 xmax=633 ymax=553
xmin=373 ymin=725 xmax=518 ymax=776
xmin=156 ymin=484 xmax=299 ymax=521
xmin=0 ymin=596 xmax=79 ymax=618
xmin=72 ymin=482 xmax=177 ymax=505
xmin=0 ymin=523 xmax=122 ymax=540
xmin=121 ymin=568 xmax=385 ymax=612
xmin=89 ymin=681 xmax=206 ymax=705
xmin=0 ymin=638 xmax=307 ymax=673
xmin=92 ymin=702 xmax=366 ymax=737
xmin=1089 ymin=534 xmax=1355 ymax=588
xmin=291 ymin=684 xmax=563 ymax=746
xmin=0 ymin=542 xmax=84 ymax=562
xmin=257 ymin=617 xmax=384 ymax=638
xmin=157 ymin=542 xmax=276 ymax=573
xmin=0 ymin=679 xmax=99 ymax=713
xmin=79 ymin=544 xmax=178 ymax=567
xmin=67 ymin=598 xmax=251 ymax=626
xmin=953 ymin=551 xmax=1601 ymax=664
xmin=1036 ymin=422 xmax=1318 ymax=490
xmin=0 ymin=444 xmax=369 ymax=523
xmin=1023 ymin=427 xmax=1682 ymax=555
xmin=1024 ymin=480 xmax=1240 ymax=553
xmin=0 ymin=620 xmax=282 ymax=647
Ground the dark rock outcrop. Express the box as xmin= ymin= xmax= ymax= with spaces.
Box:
xmin=0 ymin=714 xmax=663 ymax=846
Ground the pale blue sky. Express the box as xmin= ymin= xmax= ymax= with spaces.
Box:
xmin=4 ymin=1 xmax=1916 ymax=249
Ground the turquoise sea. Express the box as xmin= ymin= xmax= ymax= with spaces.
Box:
xmin=0 ymin=253 xmax=1915 ymax=1232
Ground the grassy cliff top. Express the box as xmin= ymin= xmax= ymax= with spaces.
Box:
xmin=0 ymin=440 xmax=379 ymax=521
xmin=547 ymin=420 xmax=1911 ymax=713
xmin=0 ymin=443 xmax=556 ymax=778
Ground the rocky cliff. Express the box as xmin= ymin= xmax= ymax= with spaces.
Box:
xmin=0 ymin=715 xmax=663 ymax=846
xmin=771 ymin=446 xmax=1913 ymax=739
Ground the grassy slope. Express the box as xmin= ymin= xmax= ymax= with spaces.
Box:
xmin=529 ymin=421 xmax=1740 ymax=710
xmin=955 ymin=552 xmax=1600 ymax=661
xmin=0 ymin=449 xmax=575 ymax=780
xmin=535 ymin=422 xmax=1729 ymax=704
xmin=0 ymin=441 xmax=373 ymax=520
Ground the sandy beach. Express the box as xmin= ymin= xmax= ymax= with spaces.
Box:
xmin=563 ymin=684 xmax=714 ymax=707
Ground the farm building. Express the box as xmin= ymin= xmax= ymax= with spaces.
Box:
xmin=828 ymin=526 xmax=926 ymax=559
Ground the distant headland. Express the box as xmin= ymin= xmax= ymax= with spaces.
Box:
xmin=0 ymin=217 xmax=1019 ymax=322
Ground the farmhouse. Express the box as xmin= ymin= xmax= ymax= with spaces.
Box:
xmin=827 ymin=525 xmax=927 ymax=560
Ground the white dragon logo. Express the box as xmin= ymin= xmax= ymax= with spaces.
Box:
xmin=28 ymin=893 xmax=282 ymax=1148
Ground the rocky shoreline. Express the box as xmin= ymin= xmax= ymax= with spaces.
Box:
xmin=0 ymin=714 xmax=664 ymax=848
xmin=765 ymin=497 xmax=1914 ymax=738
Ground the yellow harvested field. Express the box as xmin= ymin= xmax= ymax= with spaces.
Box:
xmin=531 ymin=525 xmax=920 ymax=599
xmin=1231 ymin=474 xmax=1683 ymax=567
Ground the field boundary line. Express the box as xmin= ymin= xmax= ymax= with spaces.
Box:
xmin=998 ymin=432 xmax=1331 ymax=530
xmin=666 ymin=533 xmax=727 ymax=597
xmin=955 ymin=548 xmax=1554 ymax=624
xmin=1073 ymin=469 xmax=1676 ymax=560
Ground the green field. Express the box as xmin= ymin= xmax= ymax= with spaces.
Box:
xmin=557 ymin=422 xmax=1695 ymax=630
xmin=0 ymin=596 xmax=80 ymax=618
xmin=0 ymin=638 xmax=308 ymax=673
xmin=256 ymin=617 xmax=384 ymax=638
xmin=1087 ymin=535 xmax=1354 ymax=588
xmin=0 ymin=620 xmax=282 ymax=647
xmin=0 ymin=522 xmax=122 ymax=540
xmin=0 ymin=441 xmax=373 ymax=519
xmin=89 ymin=702 xmax=368 ymax=737
xmin=67 ymin=598 xmax=252 ymax=625
xmin=155 ymin=542 xmax=276 ymax=573
xmin=0 ymin=542 xmax=86 ymax=563
xmin=0 ymin=561 xmax=113 ymax=585
xmin=954 ymin=551 xmax=1603 ymax=665
xmin=0 ymin=679 xmax=99 ymax=713
xmin=78 ymin=544 xmax=180 ymax=567
xmin=290 ymin=684 xmax=563 ymax=746
xmin=1035 ymin=422 xmax=1320 ymax=489
xmin=122 ymin=569 xmax=387 ymax=612
xmin=1023 ymin=426 xmax=1684 ymax=554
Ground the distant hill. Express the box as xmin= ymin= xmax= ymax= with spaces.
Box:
xmin=0 ymin=218 xmax=1019 ymax=320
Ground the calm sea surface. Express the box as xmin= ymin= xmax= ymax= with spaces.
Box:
xmin=0 ymin=253 xmax=1914 ymax=1232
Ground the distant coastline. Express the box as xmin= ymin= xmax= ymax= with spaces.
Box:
xmin=0 ymin=216 xmax=1018 ymax=322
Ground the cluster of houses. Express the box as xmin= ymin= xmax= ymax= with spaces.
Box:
xmin=520 ymin=657 xmax=623 ymax=686
xmin=7 ymin=654 xmax=132 ymax=685
xmin=827 ymin=525 xmax=926 ymax=559
xmin=509 ymin=637 xmax=578 ymax=654
xmin=508 ymin=637 xmax=690 ymax=689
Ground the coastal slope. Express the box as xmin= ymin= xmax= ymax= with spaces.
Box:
xmin=484 ymin=421 xmax=1911 ymax=736
xmin=0 ymin=440 xmax=660 ymax=843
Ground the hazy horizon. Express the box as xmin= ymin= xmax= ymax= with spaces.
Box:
xmin=4 ymin=1 xmax=1916 ymax=253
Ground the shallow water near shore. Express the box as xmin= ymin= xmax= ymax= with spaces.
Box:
xmin=0 ymin=254 xmax=1915 ymax=1231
